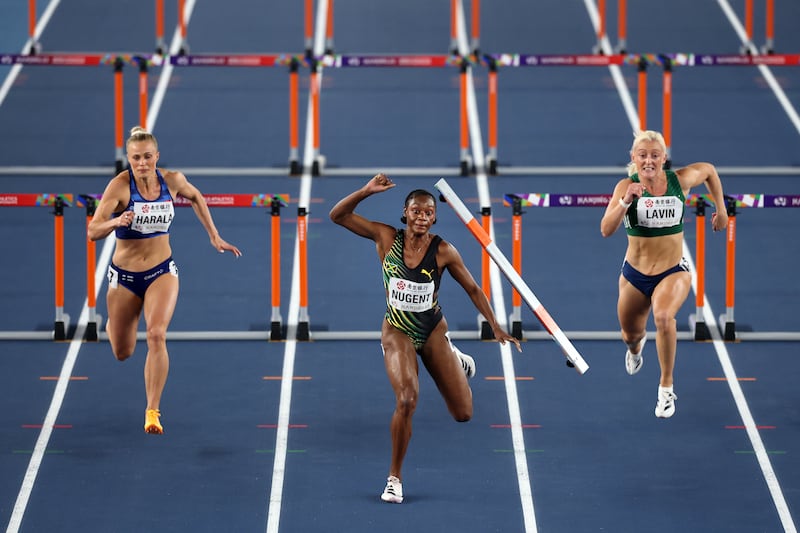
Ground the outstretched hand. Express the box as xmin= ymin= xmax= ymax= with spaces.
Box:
xmin=495 ymin=330 xmax=522 ymax=352
xmin=211 ymin=235 xmax=242 ymax=257
xmin=364 ymin=173 xmax=396 ymax=195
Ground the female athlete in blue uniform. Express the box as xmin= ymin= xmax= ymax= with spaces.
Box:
xmin=88 ymin=126 xmax=241 ymax=434
xmin=330 ymin=173 xmax=520 ymax=503
xmin=601 ymin=130 xmax=728 ymax=418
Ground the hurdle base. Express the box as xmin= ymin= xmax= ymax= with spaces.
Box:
xmin=486 ymin=157 xmax=498 ymax=175
xmin=311 ymin=155 xmax=326 ymax=177
xmin=84 ymin=315 xmax=102 ymax=342
xmin=693 ymin=321 xmax=712 ymax=341
xmin=459 ymin=159 xmax=475 ymax=176
xmin=480 ymin=320 xmax=494 ymax=341
xmin=270 ymin=321 xmax=286 ymax=341
xmin=719 ymin=316 xmax=737 ymax=342
xmin=511 ymin=321 xmax=523 ymax=341
xmin=54 ymin=314 xmax=71 ymax=341
xmin=289 ymin=160 xmax=302 ymax=176
xmin=296 ymin=322 xmax=310 ymax=341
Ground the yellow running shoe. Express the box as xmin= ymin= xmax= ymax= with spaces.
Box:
xmin=144 ymin=409 xmax=163 ymax=434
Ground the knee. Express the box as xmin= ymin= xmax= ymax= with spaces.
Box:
xmin=145 ymin=324 xmax=168 ymax=348
xmin=453 ymin=409 xmax=472 ymax=423
xmin=452 ymin=395 xmax=473 ymax=422
xmin=394 ymin=389 xmax=418 ymax=418
xmin=652 ymin=311 xmax=677 ymax=332
xmin=621 ymin=330 xmax=645 ymax=346
xmin=111 ymin=345 xmax=134 ymax=362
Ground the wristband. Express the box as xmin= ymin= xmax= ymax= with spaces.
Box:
xmin=619 ymin=198 xmax=632 ymax=209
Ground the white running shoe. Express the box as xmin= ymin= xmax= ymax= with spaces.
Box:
xmin=625 ymin=336 xmax=646 ymax=375
xmin=381 ymin=476 xmax=403 ymax=503
xmin=654 ymin=386 xmax=677 ymax=418
xmin=445 ymin=331 xmax=476 ymax=379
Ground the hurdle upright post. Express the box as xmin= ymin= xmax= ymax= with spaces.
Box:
xmin=661 ymin=56 xmax=673 ymax=169
xmin=720 ymin=196 xmax=737 ymax=341
xmin=616 ymin=0 xmax=627 ymax=53
xmin=113 ymin=57 xmax=125 ymax=174
xmin=154 ymin=0 xmax=165 ymax=54
xmin=459 ymin=62 xmax=472 ymax=176
xmin=479 ymin=206 xmax=493 ymax=340
xmin=449 ymin=0 xmax=458 ymax=54
xmin=288 ymin=57 xmax=301 ymax=175
xmin=296 ymin=206 xmax=310 ymax=341
xmin=509 ymin=196 xmax=523 ymax=340
xmin=486 ymin=58 xmax=498 ymax=175
xmin=593 ymin=0 xmax=606 ymax=54
xmin=270 ymin=196 xmax=285 ymax=340
xmin=325 ymin=0 xmax=334 ymax=54
xmin=471 ymin=0 xmax=481 ymax=55
xmin=80 ymin=195 xmax=101 ymax=341
xmin=53 ymin=196 xmax=70 ymax=341
xmin=740 ymin=0 xmax=755 ymax=54
xmin=137 ymin=57 xmax=149 ymax=130
xmin=27 ymin=0 xmax=41 ymax=54
xmin=637 ymin=56 xmax=647 ymax=131
xmin=177 ymin=0 xmax=189 ymax=55
xmin=762 ymin=0 xmax=775 ymax=54
xmin=691 ymin=197 xmax=711 ymax=340
xmin=304 ymin=0 xmax=313 ymax=57
xmin=310 ymin=60 xmax=323 ymax=176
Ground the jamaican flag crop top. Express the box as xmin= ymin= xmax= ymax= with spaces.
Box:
xmin=623 ymin=170 xmax=685 ymax=237
xmin=114 ymin=168 xmax=175 ymax=240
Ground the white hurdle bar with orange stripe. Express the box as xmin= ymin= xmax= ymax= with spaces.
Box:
xmin=435 ymin=178 xmax=590 ymax=374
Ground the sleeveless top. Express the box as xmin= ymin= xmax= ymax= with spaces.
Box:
xmin=382 ymin=229 xmax=443 ymax=347
xmin=624 ymin=170 xmax=685 ymax=237
xmin=114 ymin=168 xmax=175 ymax=240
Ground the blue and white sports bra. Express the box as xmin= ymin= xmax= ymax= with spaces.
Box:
xmin=114 ymin=168 xmax=175 ymax=240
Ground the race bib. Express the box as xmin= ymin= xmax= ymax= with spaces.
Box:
xmin=636 ymin=196 xmax=683 ymax=229
xmin=130 ymin=200 xmax=174 ymax=234
xmin=388 ymin=277 xmax=435 ymax=312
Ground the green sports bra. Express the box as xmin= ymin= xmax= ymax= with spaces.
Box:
xmin=623 ymin=170 xmax=686 ymax=237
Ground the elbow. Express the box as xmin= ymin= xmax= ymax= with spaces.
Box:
xmin=329 ymin=210 xmax=343 ymax=225
xmin=86 ymin=225 xmax=106 ymax=242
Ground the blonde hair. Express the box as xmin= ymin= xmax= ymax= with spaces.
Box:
xmin=626 ymin=130 xmax=666 ymax=176
xmin=126 ymin=126 xmax=158 ymax=150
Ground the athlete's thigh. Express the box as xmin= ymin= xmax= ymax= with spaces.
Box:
xmin=106 ymin=286 xmax=143 ymax=338
xmin=617 ymin=275 xmax=651 ymax=332
xmin=420 ymin=319 xmax=469 ymax=400
xmin=142 ymin=272 xmax=179 ymax=329
xmin=651 ymin=271 xmax=691 ymax=318
xmin=381 ymin=320 xmax=420 ymax=393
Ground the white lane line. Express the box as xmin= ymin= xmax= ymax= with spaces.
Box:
xmin=584 ymin=1 xmax=796 ymax=531
xmin=454 ymin=1 xmax=538 ymax=531
xmin=0 ymin=0 xmax=61 ymax=108
xmin=5 ymin=237 xmax=114 ymax=533
xmin=715 ymin=0 xmax=800 ymax=136
xmin=5 ymin=3 xmax=193 ymax=530
xmin=714 ymin=3 xmax=798 ymax=529
xmin=264 ymin=0 xmax=327 ymax=530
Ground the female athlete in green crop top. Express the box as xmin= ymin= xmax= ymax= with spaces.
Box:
xmin=600 ymin=130 xmax=728 ymax=419
xmin=330 ymin=173 xmax=521 ymax=504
